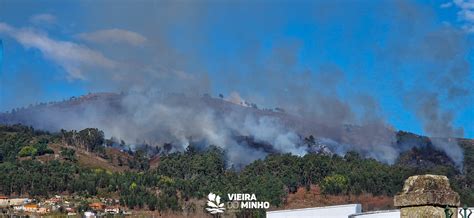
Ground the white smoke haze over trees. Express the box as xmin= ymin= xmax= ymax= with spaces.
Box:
xmin=0 ymin=1 xmax=472 ymax=167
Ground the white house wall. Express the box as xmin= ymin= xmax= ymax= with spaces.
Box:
xmin=349 ymin=210 xmax=400 ymax=218
xmin=267 ymin=204 xmax=362 ymax=218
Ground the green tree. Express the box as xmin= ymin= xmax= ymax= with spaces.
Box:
xmin=60 ymin=147 xmax=76 ymax=162
xmin=18 ymin=146 xmax=37 ymax=157
xmin=321 ymin=174 xmax=349 ymax=195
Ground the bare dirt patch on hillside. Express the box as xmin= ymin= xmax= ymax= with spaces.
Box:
xmin=282 ymin=185 xmax=393 ymax=212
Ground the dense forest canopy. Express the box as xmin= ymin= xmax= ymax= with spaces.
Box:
xmin=0 ymin=124 xmax=473 ymax=214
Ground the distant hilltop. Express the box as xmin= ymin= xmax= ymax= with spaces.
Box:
xmin=0 ymin=92 xmax=471 ymax=169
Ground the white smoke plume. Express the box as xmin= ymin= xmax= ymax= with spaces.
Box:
xmin=0 ymin=0 xmax=471 ymax=168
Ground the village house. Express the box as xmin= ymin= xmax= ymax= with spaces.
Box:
xmin=0 ymin=196 xmax=8 ymax=208
xmin=84 ymin=211 xmax=96 ymax=217
xmin=37 ymin=207 xmax=49 ymax=214
xmin=1 ymin=197 xmax=31 ymax=208
xmin=65 ymin=207 xmax=75 ymax=213
xmin=89 ymin=202 xmax=105 ymax=211
xmin=104 ymin=206 xmax=120 ymax=214
xmin=102 ymin=198 xmax=120 ymax=205
xmin=45 ymin=196 xmax=62 ymax=205
xmin=50 ymin=204 xmax=61 ymax=212
xmin=24 ymin=203 xmax=39 ymax=213
xmin=13 ymin=205 xmax=23 ymax=211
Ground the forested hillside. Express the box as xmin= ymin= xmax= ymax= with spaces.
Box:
xmin=0 ymin=124 xmax=473 ymax=216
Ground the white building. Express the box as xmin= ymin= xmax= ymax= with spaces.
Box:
xmin=268 ymin=205 xmax=474 ymax=218
xmin=267 ymin=204 xmax=362 ymax=218
xmin=84 ymin=211 xmax=96 ymax=217
xmin=349 ymin=210 xmax=400 ymax=218
xmin=104 ymin=207 xmax=120 ymax=214
xmin=0 ymin=198 xmax=29 ymax=207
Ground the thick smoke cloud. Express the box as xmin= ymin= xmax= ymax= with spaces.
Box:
xmin=2 ymin=92 xmax=306 ymax=166
xmin=401 ymin=28 xmax=471 ymax=139
xmin=381 ymin=3 xmax=473 ymax=166
xmin=0 ymin=0 xmax=471 ymax=167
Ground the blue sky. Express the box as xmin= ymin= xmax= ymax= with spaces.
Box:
xmin=0 ymin=0 xmax=472 ymax=138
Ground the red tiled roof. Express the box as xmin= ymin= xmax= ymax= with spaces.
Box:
xmin=25 ymin=204 xmax=38 ymax=209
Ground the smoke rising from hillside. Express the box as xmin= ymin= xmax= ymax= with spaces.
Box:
xmin=0 ymin=1 xmax=471 ymax=167
xmin=383 ymin=4 xmax=472 ymax=166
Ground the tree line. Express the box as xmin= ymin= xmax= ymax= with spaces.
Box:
xmin=0 ymin=124 xmax=473 ymax=214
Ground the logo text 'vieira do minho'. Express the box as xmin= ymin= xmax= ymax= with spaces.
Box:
xmin=206 ymin=193 xmax=225 ymax=214
xmin=206 ymin=192 xmax=270 ymax=214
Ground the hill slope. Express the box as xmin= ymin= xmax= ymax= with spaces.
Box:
xmin=1 ymin=123 xmax=473 ymax=214
xmin=1 ymin=92 xmax=460 ymax=166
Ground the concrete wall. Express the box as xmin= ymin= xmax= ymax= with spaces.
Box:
xmin=349 ymin=210 xmax=400 ymax=218
xmin=267 ymin=204 xmax=362 ymax=218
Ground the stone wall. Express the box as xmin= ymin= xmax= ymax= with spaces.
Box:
xmin=394 ymin=174 xmax=460 ymax=218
